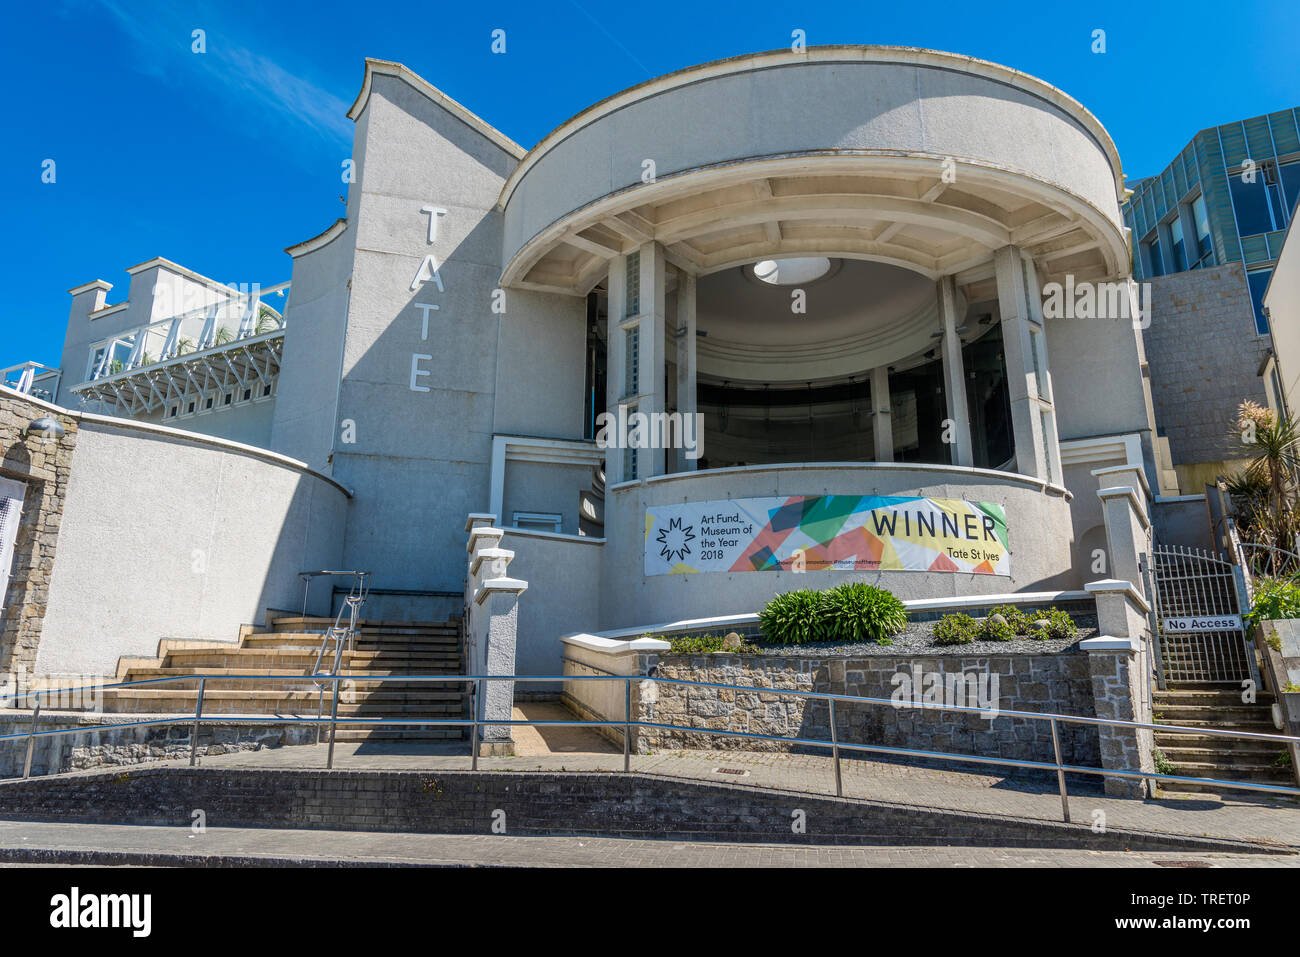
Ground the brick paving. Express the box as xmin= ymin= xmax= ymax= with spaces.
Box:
xmin=0 ymin=820 xmax=1292 ymax=868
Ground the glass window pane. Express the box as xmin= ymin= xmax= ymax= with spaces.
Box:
xmin=1230 ymin=172 xmax=1275 ymax=236
xmin=1281 ymin=161 xmax=1300 ymax=219
xmin=1145 ymin=232 xmax=1163 ymax=276
xmin=1192 ymin=195 xmax=1212 ymax=259
xmin=1247 ymin=269 xmax=1273 ymax=335
xmin=1170 ymin=217 xmax=1187 ymax=271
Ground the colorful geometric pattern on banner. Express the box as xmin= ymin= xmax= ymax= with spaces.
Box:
xmin=644 ymin=494 xmax=1009 ymax=577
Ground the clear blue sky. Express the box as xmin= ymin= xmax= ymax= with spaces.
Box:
xmin=4 ymin=0 xmax=1298 ymax=367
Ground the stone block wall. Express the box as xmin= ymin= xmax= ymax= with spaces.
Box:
xmin=1143 ymin=262 xmax=1269 ymax=479
xmin=0 ymin=712 xmax=318 ymax=778
xmin=634 ymin=652 xmax=1101 ymax=772
xmin=1085 ymin=649 xmax=1153 ymax=797
xmin=0 ymin=392 xmax=78 ymax=693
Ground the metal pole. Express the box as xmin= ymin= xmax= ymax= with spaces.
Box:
xmin=326 ymin=675 xmax=339 ymax=769
xmin=22 ymin=693 xmax=41 ymax=779
xmin=301 ymin=576 xmax=310 ymax=617
xmin=189 ymin=678 xmax=205 ymax=767
xmin=623 ymin=678 xmax=631 ymax=773
xmin=829 ymin=697 xmax=842 ymax=798
xmin=470 ymin=678 xmax=480 ymax=771
xmin=1050 ymin=717 xmax=1070 ymax=823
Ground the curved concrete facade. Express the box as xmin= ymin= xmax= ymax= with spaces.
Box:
xmin=36 ymin=417 xmax=349 ymax=677
xmin=597 ymin=464 xmax=1076 ymax=629
xmin=501 ymin=47 xmax=1127 ymax=288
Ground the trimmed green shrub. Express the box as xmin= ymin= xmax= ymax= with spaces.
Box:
xmin=1248 ymin=576 xmax=1300 ymax=626
xmin=758 ymin=589 xmax=827 ymax=644
xmin=980 ymin=614 xmax=1017 ymax=642
xmin=652 ymin=632 xmax=759 ymax=654
xmin=821 ymin=582 xmax=908 ymax=642
xmin=987 ymin=605 xmax=1032 ymax=634
xmin=980 ymin=604 xmax=1079 ymax=641
xmin=1036 ymin=607 xmax=1078 ymax=640
xmin=933 ymin=613 xmax=979 ymax=645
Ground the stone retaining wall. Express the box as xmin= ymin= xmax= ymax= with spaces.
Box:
xmin=636 ymin=653 xmax=1101 ymax=771
xmin=0 ymin=713 xmax=318 ymax=778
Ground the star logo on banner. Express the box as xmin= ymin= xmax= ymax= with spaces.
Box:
xmin=656 ymin=517 xmax=696 ymax=563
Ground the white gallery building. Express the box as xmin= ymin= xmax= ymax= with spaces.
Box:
xmin=1 ymin=46 xmax=1175 ymax=696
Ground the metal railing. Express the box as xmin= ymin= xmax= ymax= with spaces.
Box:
xmin=2 ymin=672 xmax=1298 ymax=821
xmin=299 ymin=571 xmax=372 ymax=745
xmin=0 ymin=362 xmax=61 ymax=403
xmin=1237 ymin=541 xmax=1300 ymax=582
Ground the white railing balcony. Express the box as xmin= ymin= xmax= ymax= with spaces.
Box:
xmin=0 ymin=362 xmax=61 ymax=403
xmin=71 ymin=282 xmax=290 ymax=421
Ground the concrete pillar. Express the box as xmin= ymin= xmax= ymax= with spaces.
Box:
xmin=674 ymin=268 xmax=698 ymax=473
xmin=938 ymin=275 xmax=973 ymax=467
xmin=605 ymin=255 xmax=629 ymax=486
xmin=870 ymin=365 xmax=893 ymax=462
xmin=994 ymin=245 xmax=1059 ymax=482
xmin=1092 ymin=464 xmax=1152 ymax=597
xmin=465 ymin=522 xmax=526 ymax=756
xmin=1094 ymin=478 xmax=1151 ymax=601
xmin=636 ymin=242 xmax=668 ymax=478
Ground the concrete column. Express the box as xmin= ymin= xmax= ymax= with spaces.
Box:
xmin=467 ymin=526 xmax=526 ymax=756
xmin=870 ymin=365 xmax=893 ymax=462
xmin=604 ymin=255 xmax=629 ymax=485
xmin=1093 ymin=476 xmax=1151 ymax=600
xmin=674 ymin=269 xmax=698 ymax=473
xmin=1022 ymin=256 xmax=1062 ymax=483
xmin=636 ymin=242 xmax=668 ymax=478
xmin=938 ymin=275 xmax=973 ymax=467
xmin=994 ymin=245 xmax=1055 ymax=481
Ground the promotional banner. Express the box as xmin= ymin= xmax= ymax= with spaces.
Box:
xmin=645 ymin=494 xmax=1010 ymax=577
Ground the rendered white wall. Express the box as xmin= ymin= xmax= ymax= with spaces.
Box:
xmin=36 ymin=420 xmax=348 ymax=677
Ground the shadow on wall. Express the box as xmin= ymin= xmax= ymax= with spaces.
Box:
xmin=32 ymin=424 xmax=348 ymax=677
xmin=331 ymin=77 xmax=587 ymax=595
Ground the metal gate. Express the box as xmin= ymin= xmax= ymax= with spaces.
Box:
xmin=1146 ymin=545 xmax=1256 ymax=684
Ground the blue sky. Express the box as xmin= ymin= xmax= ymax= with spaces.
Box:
xmin=4 ymin=0 xmax=1298 ymax=367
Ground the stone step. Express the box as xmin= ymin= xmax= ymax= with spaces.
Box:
xmin=1153 ymin=690 xmax=1275 ymax=707
xmin=1158 ymin=745 xmax=1293 ymax=767
xmin=1150 ymin=716 xmax=1277 ymax=731
xmin=332 ymin=729 xmax=464 ymax=741
xmin=1153 ymin=705 xmax=1278 ymax=723
xmin=242 ymin=634 xmax=460 ymax=650
xmin=269 ymin=617 xmax=458 ymax=634
xmin=162 ymin=649 xmax=461 ymax=669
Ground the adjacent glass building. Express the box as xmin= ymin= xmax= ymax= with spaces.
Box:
xmin=1123 ymin=108 xmax=1300 ymax=334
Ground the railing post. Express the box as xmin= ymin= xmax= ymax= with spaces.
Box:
xmin=623 ymin=678 xmax=631 ymax=773
xmin=829 ymin=697 xmax=842 ymax=798
xmin=1050 ymin=717 xmax=1070 ymax=823
xmin=23 ymin=693 xmax=41 ymax=779
xmin=189 ymin=678 xmax=205 ymax=767
xmin=470 ymin=678 xmax=481 ymax=771
xmin=326 ymin=675 xmax=340 ymax=769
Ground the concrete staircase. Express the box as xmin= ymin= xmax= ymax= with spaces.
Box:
xmin=1151 ymin=684 xmax=1293 ymax=796
xmin=102 ymin=614 xmax=468 ymax=743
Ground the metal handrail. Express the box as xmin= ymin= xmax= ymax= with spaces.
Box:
xmin=3 ymin=671 xmax=1299 ymax=820
xmin=300 ymin=571 xmax=371 ymax=750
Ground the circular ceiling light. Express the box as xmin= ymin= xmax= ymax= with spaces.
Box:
xmin=751 ymin=257 xmax=833 ymax=286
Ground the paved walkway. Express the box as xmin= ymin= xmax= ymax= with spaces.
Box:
xmin=178 ymin=738 xmax=1300 ymax=854
xmin=0 ymin=821 xmax=1291 ymax=868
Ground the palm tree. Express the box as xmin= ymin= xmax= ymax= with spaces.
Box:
xmin=1231 ymin=401 xmax=1300 ymax=554
xmin=255 ymin=304 xmax=282 ymax=335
